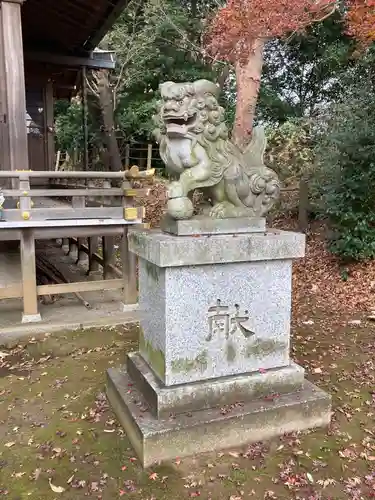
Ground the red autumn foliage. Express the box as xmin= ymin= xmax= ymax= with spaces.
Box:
xmin=205 ymin=0 xmax=337 ymax=62
xmin=204 ymin=0 xmax=337 ymax=148
xmin=346 ymin=0 xmax=375 ymax=45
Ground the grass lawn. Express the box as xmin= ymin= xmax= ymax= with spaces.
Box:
xmin=0 ymin=312 xmax=374 ymax=499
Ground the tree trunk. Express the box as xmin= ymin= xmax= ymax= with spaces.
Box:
xmin=96 ymin=69 xmax=123 ymax=172
xmin=217 ymin=65 xmax=230 ymax=91
xmin=233 ymin=38 xmax=266 ymax=151
xmin=87 ymin=95 xmax=111 ymax=171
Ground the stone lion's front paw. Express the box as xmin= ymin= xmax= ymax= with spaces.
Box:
xmin=210 ymin=202 xmax=229 ymax=219
xmin=167 ymin=181 xmax=185 ymax=200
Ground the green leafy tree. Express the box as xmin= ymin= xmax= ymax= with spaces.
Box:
xmin=103 ymin=0 xmax=217 ymax=142
xmin=314 ymin=62 xmax=375 ymax=261
xmin=258 ymin=11 xmax=354 ymax=124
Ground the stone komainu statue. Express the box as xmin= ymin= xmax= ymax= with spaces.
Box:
xmin=153 ymin=79 xmax=280 ymax=220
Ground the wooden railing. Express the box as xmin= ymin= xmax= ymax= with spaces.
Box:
xmin=0 ymin=168 xmax=154 ymax=323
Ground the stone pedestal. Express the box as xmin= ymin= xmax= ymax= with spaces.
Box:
xmin=106 ymin=222 xmax=331 ymax=467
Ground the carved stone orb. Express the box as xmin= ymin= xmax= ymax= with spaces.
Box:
xmin=167 ymin=196 xmax=194 ymax=220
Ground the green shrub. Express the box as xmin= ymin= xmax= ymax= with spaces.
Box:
xmin=314 ymin=79 xmax=375 ymax=261
xmin=265 ymin=119 xmax=315 ymax=187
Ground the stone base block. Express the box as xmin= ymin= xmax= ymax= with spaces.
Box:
xmin=127 ymin=352 xmax=305 ymax=418
xmin=22 ymin=313 xmax=42 ymax=323
xmin=122 ymin=303 xmax=139 ymax=313
xmin=161 ymin=215 xmax=266 ymax=236
xmin=106 ymin=367 xmax=332 ymax=468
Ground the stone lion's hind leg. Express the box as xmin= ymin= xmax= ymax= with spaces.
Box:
xmin=210 ymin=202 xmax=255 ymax=219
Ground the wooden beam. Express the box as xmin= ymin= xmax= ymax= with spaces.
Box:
xmin=37 ymin=278 xmax=123 ymax=296
xmin=2 ymin=188 xmax=124 ymax=197
xmin=0 ymin=170 xmax=124 ymax=179
xmin=25 ymin=50 xmax=116 ymax=70
xmin=2 ymin=206 xmax=124 ymax=221
xmin=83 ymin=0 xmax=130 ymax=52
xmin=0 ymin=279 xmax=124 ymax=300
xmin=0 ymin=284 xmax=22 ymax=299
xmin=0 ymin=225 xmax=125 ymax=242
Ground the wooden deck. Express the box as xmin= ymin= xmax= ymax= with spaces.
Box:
xmin=0 ymin=196 xmax=136 ymax=330
xmin=0 ymin=239 xmax=138 ymax=338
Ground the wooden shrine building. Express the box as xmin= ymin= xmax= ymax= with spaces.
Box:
xmin=0 ymin=0 xmax=129 ymax=174
xmin=0 ymin=0 xmax=152 ymax=329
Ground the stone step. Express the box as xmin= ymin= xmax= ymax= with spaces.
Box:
xmin=106 ymin=367 xmax=332 ymax=468
xmin=127 ymin=352 xmax=305 ymax=418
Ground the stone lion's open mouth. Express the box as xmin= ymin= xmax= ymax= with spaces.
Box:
xmin=163 ymin=113 xmax=196 ymax=127
xmin=163 ymin=112 xmax=197 ymax=136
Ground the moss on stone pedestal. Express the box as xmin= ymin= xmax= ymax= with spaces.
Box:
xmin=226 ymin=343 xmax=236 ymax=363
xmin=139 ymin=330 xmax=165 ymax=380
xmin=171 ymin=350 xmax=208 ymax=374
xmin=245 ymin=338 xmax=287 ymax=359
xmin=145 ymin=261 xmax=159 ymax=282
xmin=129 ymin=231 xmax=143 ymax=247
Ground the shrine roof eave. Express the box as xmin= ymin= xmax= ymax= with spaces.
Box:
xmin=21 ymin=0 xmax=128 ymax=57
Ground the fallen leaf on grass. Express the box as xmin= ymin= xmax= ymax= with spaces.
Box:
xmin=31 ymin=469 xmax=41 ymax=481
xmin=90 ymin=482 xmax=99 ymax=492
xmin=5 ymin=442 xmax=15 ymax=448
xmin=49 ymin=478 xmax=65 ymax=493
xmin=313 ymin=368 xmax=323 ymax=374
xmin=12 ymin=472 xmax=26 ymax=478
xmin=149 ymin=472 xmax=158 ymax=481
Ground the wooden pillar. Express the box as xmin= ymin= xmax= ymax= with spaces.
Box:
xmin=81 ymin=66 xmax=89 ymax=171
xmin=87 ymin=236 xmax=100 ymax=278
xmin=102 ymin=236 xmax=116 ymax=279
xmin=124 ymin=144 xmax=130 ymax=169
xmin=146 ymin=143 xmax=152 ymax=170
xmin=121 ymin=178 xmax=138 ymax=309
xmin=121 ymin=226 xmax=138 ymax=309
xmin=20 ymin=228 xmax=40 ymax=322
xmin=18 ymin=173 xmax=40 ymax=322
xmin=72 ymin=195 xmax=86 ymax=263
xmin=0 ymin=0 xmax=28 ymax=173
xmin=43 ymin=80 xmax=54 ymax=171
